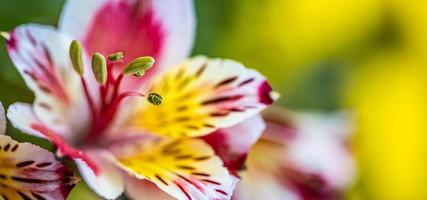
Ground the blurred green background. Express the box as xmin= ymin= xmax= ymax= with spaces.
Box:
xmin=1 ymin=0 xmax=427 ymax=199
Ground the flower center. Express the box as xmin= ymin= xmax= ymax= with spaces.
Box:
xmin=69 ymin=40 xmax=161 ymax=144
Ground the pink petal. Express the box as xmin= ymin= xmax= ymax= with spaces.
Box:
xmin=59 ymin=0 xmax=196 ymax=89
xmin=202 ymin=115 xmax=266 ymax=175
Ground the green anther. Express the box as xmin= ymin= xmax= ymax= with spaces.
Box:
xmin=108 ymin=52 xmax=124 ymax=61
xmin=123 ymin=56 xmax=155 ymax=76
xmin=91 ymin=53 xmax=107 ymax=84
xmin=147 ymin=93 xmax=162 ymax=105
xmin=69 ymin=40 xmax=84 ymax=75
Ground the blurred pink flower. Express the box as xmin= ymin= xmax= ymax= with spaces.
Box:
xmin=2 ymin=0 xmax=276 ymax=199
xmin=0 ymin=102 xmax=77 ymax=200
xmin=231 ymin=107 xmax=356 ymax=200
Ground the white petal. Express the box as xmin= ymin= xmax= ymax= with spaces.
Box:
xmin=75 ymin=149 xmax=124 ymax=199
xmin=214 ymin=115 xmax=265 ymax=156
xmin=7 ymin=103 xmax=48 ymax=139
xmin=4 ymin=24 xmax=95 ymax=140
xmin=287 ymin=134 xmax=356 ymax=189
xmin=0 ymin=102 xmax=6 ymax=134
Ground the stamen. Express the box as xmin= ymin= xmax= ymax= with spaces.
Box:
xmin=147 ymin=93 xmax=163 ymax=105
xmin=82 ymin=52 xmax=162 ymax=143
xmin=108 ymin=52 xmax=124 ymax=62
xmin=123 ymin=56 xmax=155 ymax=77
xmin=91 ymin=53 xmax=107 ymax=85
xmin=69 ymin=40 xmax=84 ymax=75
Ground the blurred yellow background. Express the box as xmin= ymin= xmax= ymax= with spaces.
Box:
xmin=1 ymin=0 xmax=426 ymax=199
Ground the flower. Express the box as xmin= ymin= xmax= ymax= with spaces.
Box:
xmin=0 ymin=102 xmax=77 ymax=200
xmin=1 ymin=0 xmax=276 ymax=199
xmin=231 ymin=107 xmax=356 ymax=200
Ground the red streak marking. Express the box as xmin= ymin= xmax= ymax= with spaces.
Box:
xmin=31 ymin=124 xmax=100 ymax=175
xmin=202 ymin=179 xmax=221 ymax=185
xmin=175 ymin=181 xmax=192 ymax=200
xmin=17 ymin=30 xmax=70 ymax=103
xmin=177 ymin=175 xmax=205 ymax=193
xmin=30 ymin=55 xmax=69 ymax=103
xmin=215 ymin=189 xmax=228 ymax=196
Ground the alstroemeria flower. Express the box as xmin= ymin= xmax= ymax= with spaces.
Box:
xmin=1 ymin=0 xmax=276 ymax=199
xmin=0 ymin=102 xmax=77 ymax=200
xmin=231 ymin=107 xmax=356 ymax=200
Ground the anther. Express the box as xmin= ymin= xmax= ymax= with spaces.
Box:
xmin=123 ymin=56 xmax=155 ymax=77
xmin=108 ymin=52 xmax=124 ymax=62
xmin=91 ymin=53 xmax=107 ymax=84
xmin=147 ymin=93 xmax=163 ymax=105
xmin=69 ymin=40 xmax=84 ymax=75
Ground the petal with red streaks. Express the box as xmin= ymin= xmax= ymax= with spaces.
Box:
xmin=111 ymin=138 xmax=237 ymax=200
xmin=127 ymin=56 xmax=277 ymax=138
xmin=202 ymin=115 xmax=265 ymax=175
xmin=4 ymin=25 xmax=98 ymax=140
xmin=0 ymin=135 xmax=77 ymax=200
